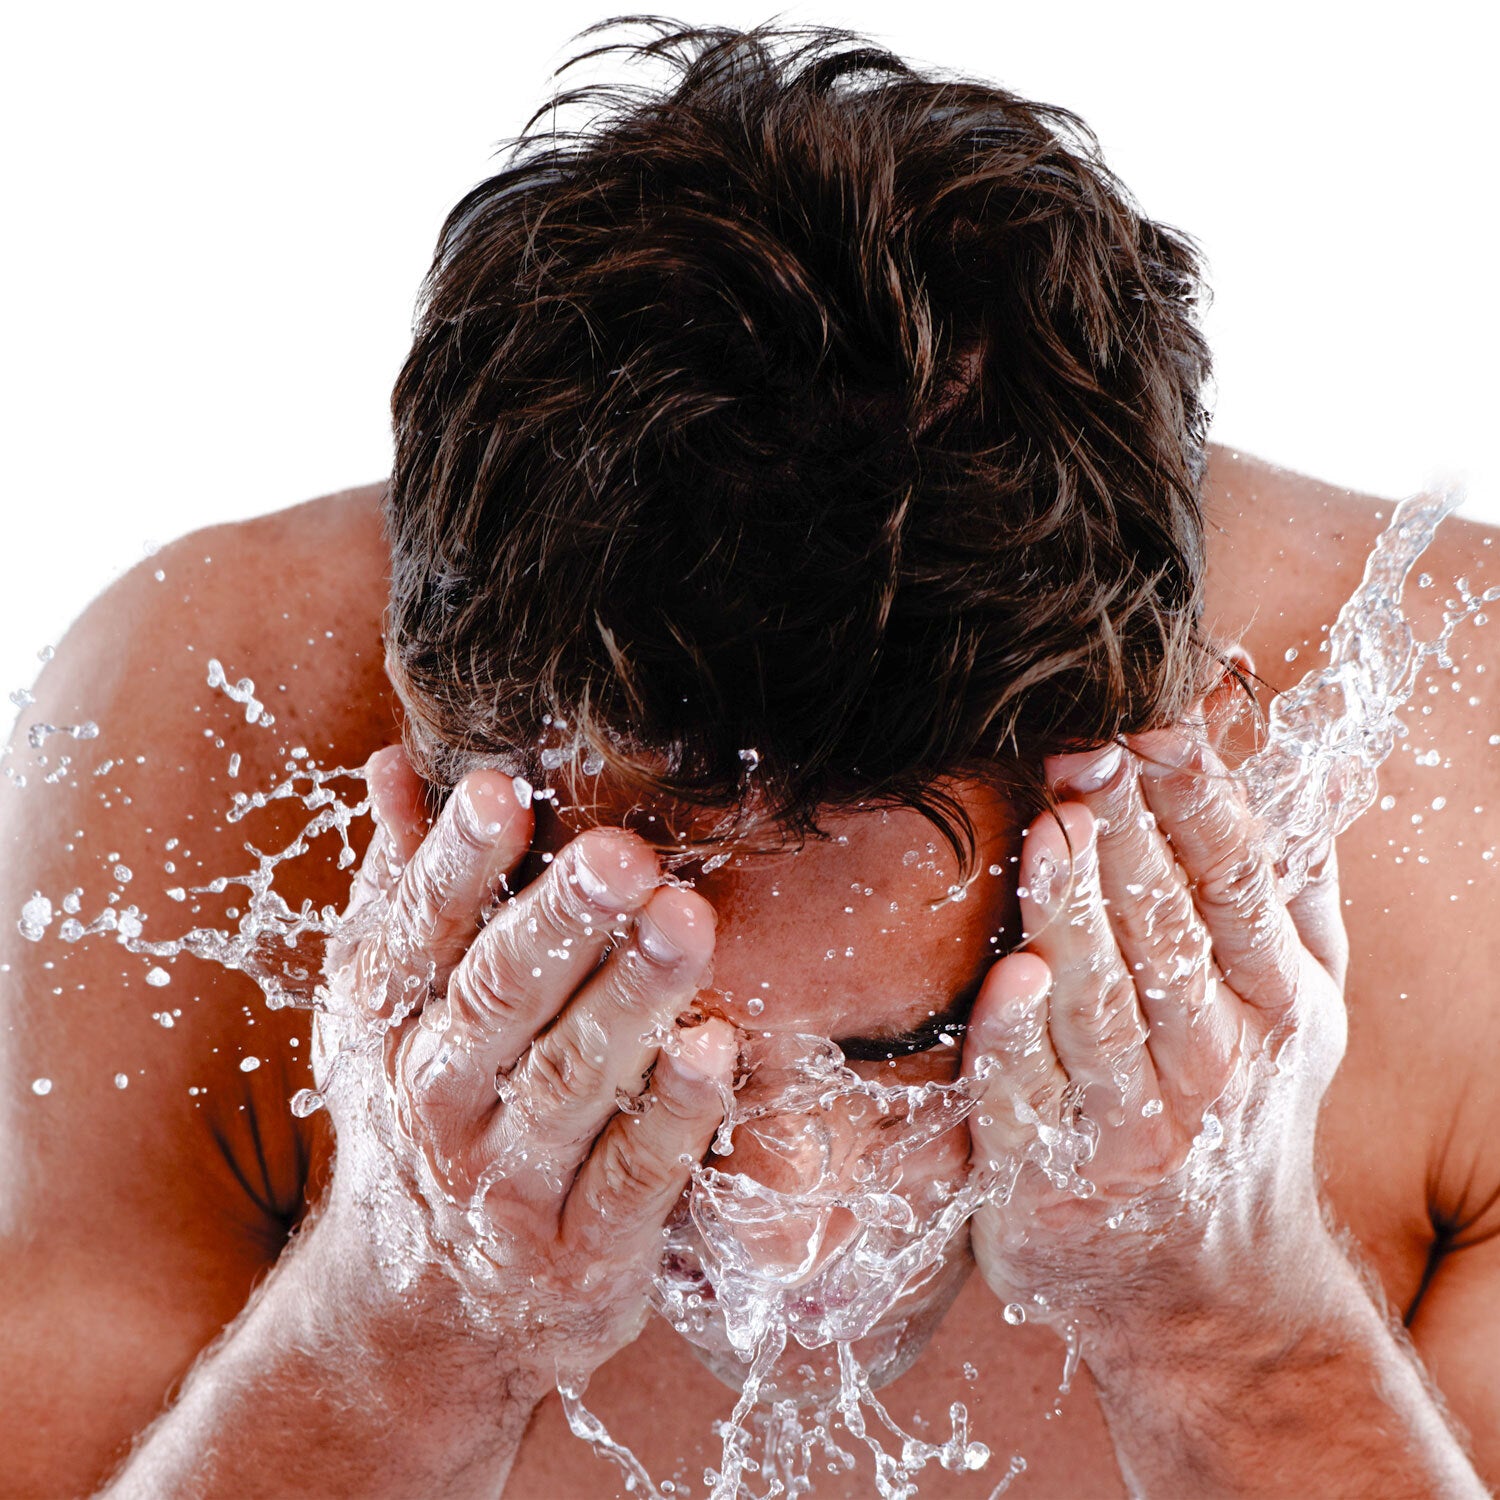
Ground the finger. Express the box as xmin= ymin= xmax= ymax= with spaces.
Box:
xmin=363 ymin=768 xmax=535 ymax=1019
xmin=1018 ymin=803 xmax=1158 ymax=1112
xmin=561 ymin=1018 xmax=736 ymax=1264
xmin=1046 ymin=747 xmax=1235 ymax=1102
xmin=483 ymin=884 xmax=717 ymax=1188
xmin=366 ymin=745 xmax=433 ymax=872
xmin=963 ymin=952 xmax=1067 ymax=1174
xmin=1129 ymin=729 xmax=1301 ymax=1014
xmin=440 ymin=827 xmax=662 ymax=1077
xmin=1285 ymin=842 xmax=1349 ymax=987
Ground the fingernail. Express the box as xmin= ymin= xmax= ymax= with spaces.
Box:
xmin=668 ymin=1019 xmax=736 ymax=1082
xmin=1131 ymin=730 xmax=1198 ymax=777
xmin=574 ymin=835 xmax=655 ymax=910
xmin=636 ymin=909 xmax=684 ymax=964
xmin=1047 ymin=743 xmax=1124 ymax=794
xmin=456 ymin=778 xmax=509 ymax=840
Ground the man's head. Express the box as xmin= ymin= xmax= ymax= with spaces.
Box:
xmin=383 ymin=19 xmax=1217 ymax=863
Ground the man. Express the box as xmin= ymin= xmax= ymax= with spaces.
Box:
xmin=2 ymin=21 xmax=1495 ymax=1497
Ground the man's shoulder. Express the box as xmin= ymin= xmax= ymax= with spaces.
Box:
xmin=1203 ymin=448 xmax=1500 ymax=1292
xmin=1 ymin=482 xmax=398 ymax=1263
xmin=55 ymin=481 xmax=396 ymax=759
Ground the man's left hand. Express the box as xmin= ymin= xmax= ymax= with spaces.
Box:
xmin=962 ymin=730 xmax=1350 ymax=1329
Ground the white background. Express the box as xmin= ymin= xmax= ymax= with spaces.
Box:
xmin=3 ymin=2 xmax=1495 ymax=704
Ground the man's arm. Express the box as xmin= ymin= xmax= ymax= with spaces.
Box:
xmin=0 ymin=494 xmax=394 ymax=1494
xmin=1085 ymin=1229 xmax=1482 ymax=1496
xmin=962 ymin=728 xmax=1488 ymax=1498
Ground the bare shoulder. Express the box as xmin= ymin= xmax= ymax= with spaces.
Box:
xmin=1203 ymin=445 xmax=1500 ymax=1305
xmin=0 ymin=483 xmax=397 ymax=1492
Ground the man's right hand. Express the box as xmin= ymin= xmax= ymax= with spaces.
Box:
xmin=306 ymin=744 xmax=733 ymax=1406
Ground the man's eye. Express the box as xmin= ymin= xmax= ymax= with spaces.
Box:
xmin=836 ymin=1024 xmax=967 ymax=1061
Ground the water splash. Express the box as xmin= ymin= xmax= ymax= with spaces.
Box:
xmin=10 ymin=493 xmax=1490 ymax=1496
xmin=1238 ymin=485 xmax=1485 ymax=895
xmin=12 ymin=660 xmax=369 ymax=1009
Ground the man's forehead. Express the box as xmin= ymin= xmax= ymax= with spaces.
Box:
xmin=697 ymin=800 xmax=1023 ymax=1039
xmin=527 ymin=770 xmax=1027 ymax=1039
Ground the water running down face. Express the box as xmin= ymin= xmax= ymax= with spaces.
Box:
xmin=527 ymin=778 xmax=1028 ymax=1398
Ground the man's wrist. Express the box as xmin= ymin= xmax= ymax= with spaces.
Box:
xmin=289 ymin=1203 xmax=553 ymax=1420
xmin=1079 ymin=1219 xmax=1361 ymax=1390
xmin=1071 ymin=1228 xmax=1484 ymax=1499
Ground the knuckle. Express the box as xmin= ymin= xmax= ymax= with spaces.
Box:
xmin=1089 ymin=987 xmax=1147 ymax=1055
xmin=523 ymin=1029 xmax=607 ymax=1116
xmin=648 ymin=1063 xmax=716 ymax=1128
xmin=450 ymin=938 xmax=528 ymax=1026
xmin=596 ymin=1127 xmax=671 ymax=1205
xmin=604 ymin=946 xmax=689 ymax=1015
xmin=1194 ymin=848 xmax=1273 ymax=913
xmin=399 ymin=863 xmax=458 ymax=946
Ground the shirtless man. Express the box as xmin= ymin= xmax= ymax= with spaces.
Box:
xmin=3 ymin=23 xmax=1496 ymax=1498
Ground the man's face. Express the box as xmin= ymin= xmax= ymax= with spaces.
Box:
xmin=536 ymin=777 xmax=1026 ymax=1395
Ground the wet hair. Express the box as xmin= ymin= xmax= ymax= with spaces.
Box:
xmin=385 ymin=17 xmax=1217 ymax=862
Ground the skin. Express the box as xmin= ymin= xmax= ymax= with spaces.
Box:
xmin=2 ymin=446 xmax=1498 ymax=1497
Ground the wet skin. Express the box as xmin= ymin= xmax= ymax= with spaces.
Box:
xmin=354 ymin=752 xmax=1027 ymax=1400
xmin=6 ymin=448 xmax=1500 ymax=1497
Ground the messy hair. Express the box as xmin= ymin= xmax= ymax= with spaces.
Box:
xmin=385 ymin=17 xmax=1216 ymax=861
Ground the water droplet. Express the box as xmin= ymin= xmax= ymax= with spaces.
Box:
xmin=145 ymin=966 xmax=170 ymax=987
xmin=239 ymin=1056 xmax=261 ymax=1073
xmin=1284 ymin=647 xmax=1299 ymax=662
xmin=18 ymin=893 xmax=53 ymax=941
xmin=745 ymin=997 xmax=764 ymax=1016
xmin=1380 ymin=795 xmax=1396 ymax=810
xmin=31 ymin=1078 xmax=52 ymax=1096
xmin=1003 ymin=1302 xmax=1027 ymax=1325
xmin=113 ymin=1073 xmax=129 ymax=1089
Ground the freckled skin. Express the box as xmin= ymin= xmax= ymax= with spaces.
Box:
xmin=5 ymin=448 xmax=1500 ymax=1497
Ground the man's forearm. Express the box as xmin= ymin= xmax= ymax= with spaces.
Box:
xmin=1084 ymin=1233 xmax=1483 ymax=1499
xmin=97 ymin=1218 xmax=543 ymax=1500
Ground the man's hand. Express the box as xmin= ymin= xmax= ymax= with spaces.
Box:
xmin=102 ymin=746 xmax=733 ymax=1499
xmin=959 ymin=733 xmax=1485 ymax=1497
xmin=963 ymin=729 xmax=1349 ymax=1319
xmin=314 ymin=745 xmax=734 ymax=1394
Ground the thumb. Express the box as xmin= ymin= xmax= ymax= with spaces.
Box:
xmin=1285 ymin=839 xmax=1348 ymax=988
xmin=366 ymin=745 xmax=432 ymax=876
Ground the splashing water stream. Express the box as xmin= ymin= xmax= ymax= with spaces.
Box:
xmin=9 ymin=490 xmax=1487 ymax=1495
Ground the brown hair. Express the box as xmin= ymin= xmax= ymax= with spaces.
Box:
xmin=385 ymin=18 xmax=1216 ymax=861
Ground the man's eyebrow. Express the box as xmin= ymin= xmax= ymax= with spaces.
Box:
xmin=833 ymin=978 xmax=985 ymax=1060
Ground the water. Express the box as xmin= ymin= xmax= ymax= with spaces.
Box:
xmin=8 ymin=490 xmax=1485 ymax=1495
xmin=1239 ymin=486 xmax=1483 ymax=896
